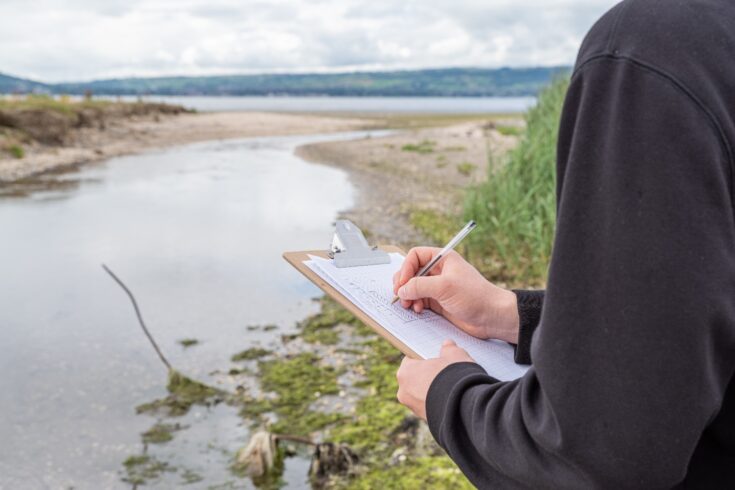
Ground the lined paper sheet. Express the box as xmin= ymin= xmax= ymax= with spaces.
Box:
xmin=305 ymin=253 xmax=529 ymax=381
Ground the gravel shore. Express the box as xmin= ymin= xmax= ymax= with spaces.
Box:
xmin=296 ymin=120 xmax=519 ymax=247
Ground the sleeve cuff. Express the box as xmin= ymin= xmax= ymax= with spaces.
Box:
xmin=426 ymin=362 xmax=499 ymax=447
xmin=512 ymin=289 xmax=545 ymax=365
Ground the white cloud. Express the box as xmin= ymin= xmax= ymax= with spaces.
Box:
xmin=0 ymin=0 xmax=618 ymax=82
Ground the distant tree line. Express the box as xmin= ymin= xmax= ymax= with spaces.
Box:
xmin=1 ymin=66 xmax=569 ymax=97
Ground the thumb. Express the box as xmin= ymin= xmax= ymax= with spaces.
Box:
xmin=397 ymin=275 xmax=444 ymax=301
xmin=440 ymin=339 xmax=457 ymax=356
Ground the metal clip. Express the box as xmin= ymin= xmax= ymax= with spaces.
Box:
xmin=330 ymin=220 xmax=390 ymax=268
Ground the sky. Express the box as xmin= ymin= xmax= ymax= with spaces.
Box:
xmin=0 ymin=0 xmax=618 ymax=83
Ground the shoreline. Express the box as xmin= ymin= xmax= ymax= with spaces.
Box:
xmin=1 ymin=104 xmax=522 ymax=256
xmin=0 ymin=111 xmax=379 ymax=183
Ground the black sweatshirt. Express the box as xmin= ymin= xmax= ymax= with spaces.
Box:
xmin=425 ymin=1 xmax=735 ymax=488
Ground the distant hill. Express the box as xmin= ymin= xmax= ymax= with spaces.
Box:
xmin=0 ymin=73 xmax=50 ymax=94
xmin=2 ymin=67 xmax=570 ymax=97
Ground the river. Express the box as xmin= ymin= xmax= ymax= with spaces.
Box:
xmin=0 ymin=131 xmax=383 ymax=488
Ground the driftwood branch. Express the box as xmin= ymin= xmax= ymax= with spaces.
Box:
xmin=102 ymin=264 xmax=172 ymax=372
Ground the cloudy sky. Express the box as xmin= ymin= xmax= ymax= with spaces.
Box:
xmin=0 ymin=0 xmax=618 ymax=82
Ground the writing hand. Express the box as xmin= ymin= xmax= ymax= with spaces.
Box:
xmin=392 ymin=247 xmax=519 ymax=344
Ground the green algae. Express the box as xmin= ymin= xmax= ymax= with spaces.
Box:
xmin=302 ymin=327 xmax=340 ymax=345
xmin=321 ymin=316 xmax=473 ymax=488
xmin=122 ymin=454 xmax=174 ymax=485
xmin=349 ymin=456 xmax=473 ymax=490
xmin=240 ymin=353 xmax=344 ymax=436
xmin=181 ymin=468 xmax=204 ymax=485
xmin=178 ymin=338 xmax=200 ymax=348
xmin=142 ymin=422 xmax=183 ymax=444
xmin=328 ymin=338 xmax=407 ymax=452
xmin=136 ymin=370 xmax=222 ymax=417
xmin=298 ymin=297 xmax=362 ymax=345
xmin=231 ymin=347 xmax=272 ymax=362
xmin=247 ymin=324 xmax=278 ymax=332
xmin=228 ymin=366 xmax=253 ymax=376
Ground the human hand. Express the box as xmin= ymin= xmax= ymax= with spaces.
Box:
xmin=396 ymin=340 xmax=475 ymax=420
xmin=393 ymin=247 xmax=519 ymax=344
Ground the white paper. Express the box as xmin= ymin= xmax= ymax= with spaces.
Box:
xmin=305 ymin=253 xmax=529 ymax=381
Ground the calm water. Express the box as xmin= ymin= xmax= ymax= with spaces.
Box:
xmin=0 ymin=131 xmax=382 ymax=488
xmin=111 ymin=95 xmax=536 ymax=113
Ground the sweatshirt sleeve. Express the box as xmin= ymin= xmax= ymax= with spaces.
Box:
xmin=511 ymin=289 xmax=545 ymax=364
xmin=425 ymin=57 xmax=735 ymax=489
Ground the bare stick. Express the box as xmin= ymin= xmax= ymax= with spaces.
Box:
xmin=102 ymin=264 xmax=172 ymax=372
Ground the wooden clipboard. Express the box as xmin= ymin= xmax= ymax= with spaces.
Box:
xmin=283 ymin=246 xmax=421 ymax=360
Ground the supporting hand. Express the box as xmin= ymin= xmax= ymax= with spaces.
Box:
xmin=396 ymin=340 xmax=475 ymax=420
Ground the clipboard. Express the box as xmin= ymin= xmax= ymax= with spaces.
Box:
xmin=283 ymin=246 xmax=421 ymax=360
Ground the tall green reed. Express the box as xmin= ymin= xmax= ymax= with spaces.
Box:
xmin=464 ymin=77 xmax=569 ymax=285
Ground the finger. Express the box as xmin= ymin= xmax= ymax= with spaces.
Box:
xmin=397 ymin=356 xmax=419 ymax=381
xmin=396 ymin=357 xmax=406 ymax=382
xmin=398 ymin=275 xmax=444 ymax=301
xmin=396 ymin=387 xmax=406 ymax=405
xmin=440 ymin=340 xmax=475 ymax=361
xmin=398 ymin=247 xmax=442 ymax=287
xmin=440 ymin=339 xmax=458 ymax=357
xmin=413 ymin=301 xmax=423 ymax=313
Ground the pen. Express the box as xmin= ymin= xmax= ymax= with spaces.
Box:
xmin=391 ymin=220 xmax=477 ymax=305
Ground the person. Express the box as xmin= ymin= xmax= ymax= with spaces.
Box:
xmin=392 ymin=0 xmax=735 ymax=487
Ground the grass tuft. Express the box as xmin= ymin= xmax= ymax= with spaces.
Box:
xmin=457 ymin=162 xmax=477 ymax=176
xmin=495 ymin=124 xmax=525 ymax=137
xmin=409 ymin=209 xmax=464 ymax=247
xmin=7 ymin=144 xmax=24 ymax=159
xmin=401 ymin=140 xmax=436 ymax=154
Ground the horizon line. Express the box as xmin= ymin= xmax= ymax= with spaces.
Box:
xmin=2 ymin=64 xmax=572 ymax=86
